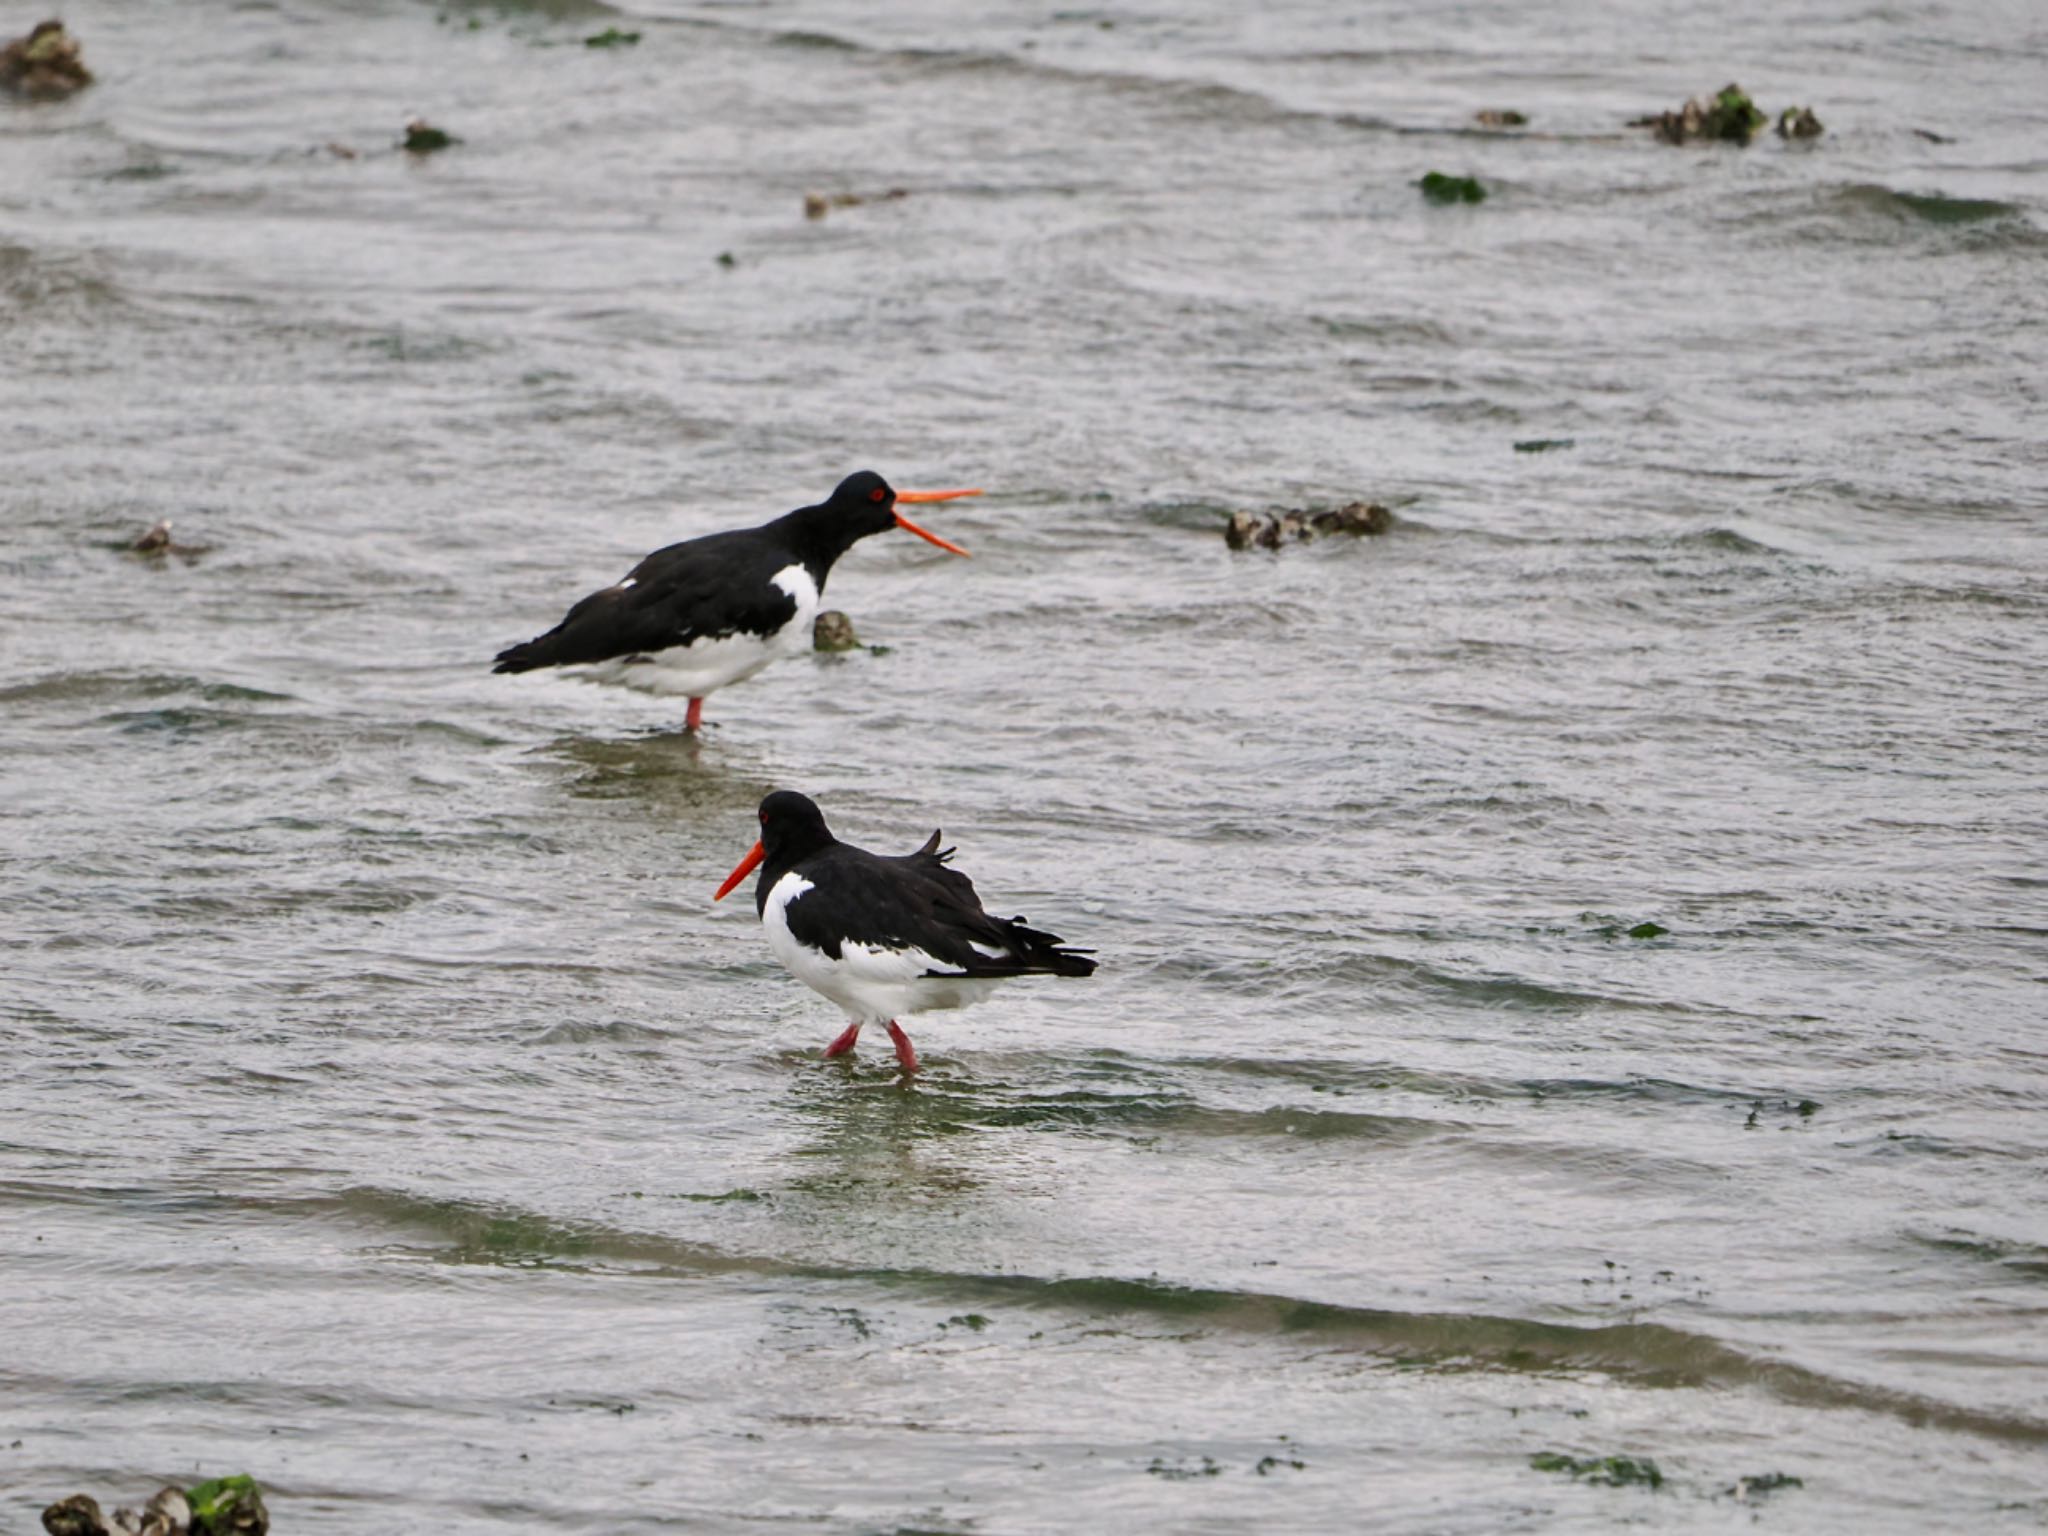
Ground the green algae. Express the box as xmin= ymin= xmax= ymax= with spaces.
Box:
xmin=1530 ymin=1451 xmax=1664 ymax=1488
xmin=187 ymin=1474 xmax=268 ymax=1534
xmin=1419 ymin=171 xmax=1486 ymax=204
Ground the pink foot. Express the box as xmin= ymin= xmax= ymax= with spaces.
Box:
xmin=685 ymin=697 xmax=705 ymax=732
xmin=886 ymin=1020 xmax=919 ymax=1075
xmin=822 ymin=1021 xmax=861 ymax=1058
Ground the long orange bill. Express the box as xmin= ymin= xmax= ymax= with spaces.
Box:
xmin=714 ymin=840 xmax=764 ymax=902
xmin=895 ymin=489 xmax=983 ymax=504
xmin=893 ymin=487 xmax=981 ymax=558
xmin=894 ymin=512 xmax=971 ymax=557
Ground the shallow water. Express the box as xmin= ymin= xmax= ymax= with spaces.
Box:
xmin=4 ymin=0 xmax=2046 ymax=1529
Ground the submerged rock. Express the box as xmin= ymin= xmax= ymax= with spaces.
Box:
xmin=1225 ymin=501 xmax=1391 ymax=551
xmin=1775 ymin=105 xmax=1824 ymax=139
xmin=1473 ymin=109 xmax=1527 ymax=128
xmin=584 ymin=27 xmax=641 ymax=48
xmin=1 ymin=19 xmax=94 ymax=100
xmin=130 ymin=519 xmax=174 ymax=553
xmin=812 ymin=610 xmax=861 ymax=652
xmin=109 ymin=1488 xmax=190 ymax=1536
xmin=126 ymin=520 xmax=206 ymax=560
xmin=1633 ymin=83 xmax=1767 ymax=145
xmin=42 ymin=1495 xmax=109 ymax=1536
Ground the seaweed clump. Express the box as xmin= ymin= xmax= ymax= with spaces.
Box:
xmin=1226 ymin=501 xmax=1391 ymax=551
xmin=1633 ymin=84 xmax=1768 ymax=145
xmin=401 ymin=119 xmax=459 ymax=154
xmin=41 ymin=1475 xmax=266 ymax=1536
xmin=1 ymin=19 xmax=93 ymax=99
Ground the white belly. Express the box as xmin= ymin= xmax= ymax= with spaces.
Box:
xmin=569 ymin=564 xmax=818 ymax=697
xmin=763 ymin=872 xmax=1003 ymax=1025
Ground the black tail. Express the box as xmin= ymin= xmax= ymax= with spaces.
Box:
xmin=492 ymin=634 xmax=559 ymax=673
xmin=995 ymin=916 xmax=1099 ymax=978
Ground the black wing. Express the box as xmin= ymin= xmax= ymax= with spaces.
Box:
xmin=786 ymin=840 xmax=1097 ymax=979
xmin=493 ymin=528 xmax=799 ymax=673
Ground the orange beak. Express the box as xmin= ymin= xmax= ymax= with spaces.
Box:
xmin=714 ymin=840 xmax=764 ymax=902
xmin=892 ymin=487 xmax=981 ymax=558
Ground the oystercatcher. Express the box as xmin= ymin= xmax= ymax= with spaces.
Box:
xmin=714 ymin=791 xmax=1097 ymax=1073
xmin=491 ymin=471 xmax=979 ymax=730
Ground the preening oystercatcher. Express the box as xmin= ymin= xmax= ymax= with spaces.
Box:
xmin=492 ymin=471 xmax=979 ymax=730
xmin=714 ymin=791 xmax=1097 ymax=1073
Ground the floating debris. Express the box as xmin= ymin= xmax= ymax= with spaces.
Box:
xmin=584 ymin=27 xmax=641 ymax=48
xmin=325 ymin=141 xmax=359 ymax=160
xmin=1911 ymin=127 xmax=1954 ymax=144
xmin=1513 ymin=437 xmax=1575 ymax=453
xmin=1529 ymin=1451 xmax=1665 ymax=1489
xmin=1776 ymin=105 xmax=1824 ymax=139
xmin=1625 ymin=921 xmax=1668 ymax=939
xmin=1225 ymin=501 xmax=1392 ymax=552
xmin=0 ymin=19 xmax=93 ymax=99
xmin=1419 ymin=171 xmax=1486 ymax=204
xmin=42 ymin=1477 xmax=264 ymax=1536
xmin=812 ymin=610 xmax=861 ymax=652
xmin=1632 ymin=84 xmax=1767 ymax=145
xmin=401 ymin=119 xmax=459 ymax=154
xmin=1144 ymin=1455 xmax=1223 ymax=1480
xmin=1474 ymin=109 xmax=1527 ymax=128
xmin=715 ymin=250 xmax=736 ymax=268
xmin=803 ymin=188 xmax=909 ymax=220
xmin=1729 ymin=1471 xmax=1805 ymax=1500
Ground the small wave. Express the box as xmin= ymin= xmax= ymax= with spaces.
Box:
xmin=205 ymin=1185 xmax=2048 ymax=1447
xmin=532 ymin=1018 xmax=676 ymax=1046
xmin=0 ymin=671 xmax=293 ymax=708
xmin=1833 ymin=184 xmax=2023 ymax=226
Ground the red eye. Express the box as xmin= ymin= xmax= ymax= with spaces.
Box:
xmin=870 ymin=486 xmax=886 ymax=502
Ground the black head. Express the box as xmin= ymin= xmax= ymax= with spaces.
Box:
xmin=757 ymin=789 xmax=837 ymax=863
xmin=794 ymin=472 xmax=973 ymax=562
xmin=821 ymin=471 xmax=901 ymax=541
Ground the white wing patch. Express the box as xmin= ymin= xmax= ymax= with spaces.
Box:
xmin=969 ymin=940 xmax=1008 ymax=961
xmin=770 ymin=563 xmax=820 ymax=613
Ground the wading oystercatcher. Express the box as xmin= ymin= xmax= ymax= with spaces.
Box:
xmin=492 ymin=471 xmax=979 ymax=730
xmin=714 ymin=790 xmax=1097 ymax=1073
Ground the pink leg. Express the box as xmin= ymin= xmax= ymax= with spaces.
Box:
xmin=685 ymin=697 xmax=705 ymax=732
xmin=886 ymin=1020 xmax=919 ymax=1075
xmin=822 ymin=1021 xmax=861 ymax=1058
